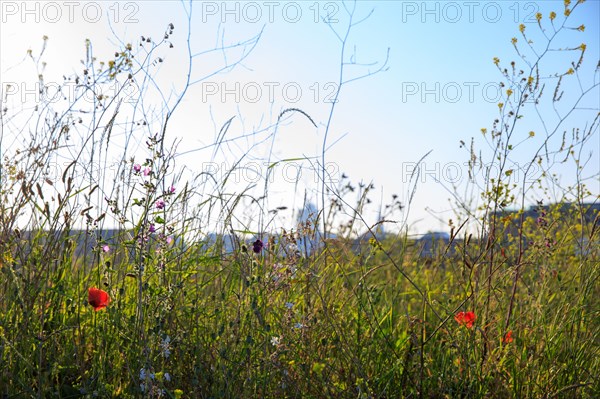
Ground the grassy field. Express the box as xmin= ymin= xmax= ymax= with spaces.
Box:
xmin=1 ymin=1 xmax=599 ymax=397
xmin=1 ymin=176 xmax=598 ymax=398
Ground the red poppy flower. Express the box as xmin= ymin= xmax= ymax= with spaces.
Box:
xmin=503 ymin=330 xmax=513 ymax=343
xmin=454 ymin=311 xmax=476 ymax=328
xmin=88 ymin=287 xmax=110 ymax=311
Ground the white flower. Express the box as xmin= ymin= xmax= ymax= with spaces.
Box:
xmin=271 ymin=336 xmax=281 ymax=346
xmin=160 ymin=335 xmax=172 ymax=358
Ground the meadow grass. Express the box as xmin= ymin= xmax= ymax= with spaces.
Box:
xmin=1 ymin=181 xmax=598 ymax=397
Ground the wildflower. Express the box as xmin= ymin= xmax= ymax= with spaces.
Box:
xmin=285 ymin=302 xmax=294 ymax=309
xmin=166 ymin=236 xmax=173 ymax=245
xmin=454 ymin=311 xmax=476 ymax=328
xmin=160 ymin=335 xmax=172 ymax=358
xmin=287 ymin=243 xmax=298 ymax=252
xmin=149 ymin=223 xmax=156 ymax=233
xmin=102 ymin=244 xmax=110 ymax=253
xmin=155 ymin=199 xmax=165 ymax=209
xmin=143 ymin=167 xmax=151 ymax=176
xmin=133 ymin=164 xmax=141 ymax=173
xmin=169 ymin=185 xmax=176 ymax=194
xmin=88 ymin=287 xmax=110 ymax=311
xmin=503 ymin=330 xmax=514 ymax=343
xmin=252 ymin=239 xmax=263 ymax=253
xmin=271 ymin=336 xmax=281 ymax=346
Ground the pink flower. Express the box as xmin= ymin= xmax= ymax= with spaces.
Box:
xmin=169 ymin=185 xmax=176 ymax=194
xmin=166 ymin=236 xmax=173 ymax=245
xmin=143 ymin=167 xmax=151 ymax=176
xmin=133 ymin=164 xmax=141 ymax=173
xmin=102 ymin=244 xmax=110 ymax=253
xmin=155 ymin=199 xmax=165 ymax=209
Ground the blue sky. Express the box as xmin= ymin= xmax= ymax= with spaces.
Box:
xmin=1 ymin=1 xmax=598 ymax=235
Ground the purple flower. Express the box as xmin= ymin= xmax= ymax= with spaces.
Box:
xmin=102 ymin=244 xmax=110 ymax=253
xmin=149 ymin=223 xmax=156 ymax=233
xmin=252 ymin=239 xmax=263 ymax=254
xmin=166 ymin=236 xmax=173 ymax=245
xmin=169 ymin=185 xmax=176 ymax=194
xmin=133 ymin=164 xmax=141 ymax=173
xmin=155 ymin=199 xmax=165 ymax=209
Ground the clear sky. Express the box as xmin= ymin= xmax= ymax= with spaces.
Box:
xmin=1 ymin=1 xmax=599 ymax=235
